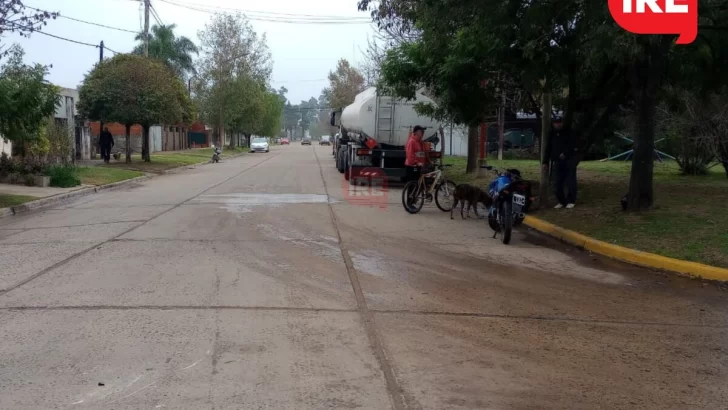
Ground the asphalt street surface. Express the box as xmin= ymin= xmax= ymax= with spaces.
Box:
xmin=1 ymin=144 xmax=727 ymax=409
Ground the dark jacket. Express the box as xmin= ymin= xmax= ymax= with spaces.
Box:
xmin=543 ymin=127 xmax=576 ymax=164
xmin=99 ymin=131 xmax=114 ymax=148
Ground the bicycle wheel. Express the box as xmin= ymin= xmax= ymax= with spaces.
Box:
xmin=402 ymin=181 xmax=424 ymax=214
xmin=435 ymin=179 xmax=457 ymax=212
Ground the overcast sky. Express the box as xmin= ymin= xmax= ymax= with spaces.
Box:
xmin=5 ymin=0 xmax=376 ymax=104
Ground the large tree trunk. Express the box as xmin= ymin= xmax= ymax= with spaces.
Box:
xmin=125 ymin=124 xmax=132 ymax=164
xmin=539 ymin=92 xmax=552 ymax=208
xmin=626 ymin=37 xmax=671 ymax=212
xmin=466 ymin=124 xmax=478 ymax=174
xmin=142 ymin=125 xmax=151 ymax=162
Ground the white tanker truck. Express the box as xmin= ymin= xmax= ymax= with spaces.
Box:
xmin=330 ymin=87 xmax=443 ymax=184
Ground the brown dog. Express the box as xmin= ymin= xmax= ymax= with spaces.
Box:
xmin=451 ymin=184 xmax=492 ymax=220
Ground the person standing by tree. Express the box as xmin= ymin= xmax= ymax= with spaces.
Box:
xmin=99 ymin=127 xmax=114 ymax=163
xmin=543 ymin=117 xmax=578 ymax=209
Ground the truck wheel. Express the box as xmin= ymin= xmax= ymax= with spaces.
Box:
xmin=337 ymin=149 xmax=347 ymax=174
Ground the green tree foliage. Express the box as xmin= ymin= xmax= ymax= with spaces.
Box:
xmin=361 ymin=0 xmax=728 ymax=210
xmin=197 ymin=13 xmax=272 ymax=83
xmin=256 ymin=89 xmax=284 ymax=138
xmin=282 ymin=102 xmax=299 ymax=138
xmin=78 ymin=54 xmax=195 ymax=163
xmin=133 ymin=24 xmax=199 ymax=80
xmin=226 ymin=75 xmax=264 ymax=146
xmin=0 ymin=45 xmax=59 ymax=156
xmin=194 ymin=13 xmax=275 ymax=147
xmin=321 ymin=58 xmax=365 ymax=110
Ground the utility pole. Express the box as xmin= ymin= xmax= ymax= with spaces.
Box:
xmin=539 ymin=92 xmax=553 ymax=208
xmin=449 ymin=121 xmax=453 ymax=156
xmin=97 ymin=41 xmax=105 ymax=160
xmin=143 ymin=0 xmax=150 ymax=57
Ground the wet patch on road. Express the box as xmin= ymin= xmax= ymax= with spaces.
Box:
xmin=350 ymin=250 xmax=392 ymax=278
xmin=192 ymin=193 xmax=337 ymax=205
xmin=190 ymin=193 xmax=340 ymax=218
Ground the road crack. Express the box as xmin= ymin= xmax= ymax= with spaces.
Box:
xmin=313 ymin=147 xmax=407 ymax=410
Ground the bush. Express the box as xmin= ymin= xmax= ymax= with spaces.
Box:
xmin=46 ymin=165 xmax=81 ymax=187
xmin=20 ymin=156 xmax=46 ymax=175
xmin=502 ymin=148 xmax=540 ymax=160
xmin=663 ymin=118 xmax=713 ymax=176
xmin=45 ymin=118 xmax=74 ymax=164
xmin=0 ymin=152 xmax=16 ymax=176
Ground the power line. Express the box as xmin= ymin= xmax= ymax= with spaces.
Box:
xmin=27 ymin=29 xmax=100 ymax=48
xmin=163 ymin=0 xmax=371 ymax=20
xmin=104 ymin=45 xmax=120 ymax=54
xmin=149 ymin=1 xmax=165 ymax=26
xmin=25 ymin=5 xmax=139 ymax=33
xmin=273 ymin=79 xmax=328 ymax=83
xmin=10 ymin=22 xmax=120 ymax=55
xmin=159 ymin=0 xmax=372 ymax=24
xmin=283 ymin=107 xmax=332 ymax=111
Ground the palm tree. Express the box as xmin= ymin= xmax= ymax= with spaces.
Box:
xmin=133 ymin=24 xmax=198 ymax=79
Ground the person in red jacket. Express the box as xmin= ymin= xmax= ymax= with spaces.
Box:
xmin=405 ymin=125 xmax=429 ymax=183
xmin=404 ymin=126 xmax=434 ymax=210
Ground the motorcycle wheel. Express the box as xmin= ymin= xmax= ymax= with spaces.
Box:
xmin=434 ymin=179 xmax=457 ymax=212
xmin=402 ymin=181 xmax=424 ymax=214
xmin=487 ymin=206 xmax=501 ymax=232
xmin=501 ymin=200 xmax=513 ymax=245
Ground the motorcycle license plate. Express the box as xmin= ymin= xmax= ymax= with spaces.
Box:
xmin=513 ymin=194 xmax=526 ymax=206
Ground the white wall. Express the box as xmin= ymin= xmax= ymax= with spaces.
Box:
xmin=150 ymin=126 xmax=162 ymax=153
xmin=442 ymin=125 xmax=469 ymax=157
xmin=78 ymin=127 xmax=91 ymax=160
xmin=55 ymin=88 xmax=79 ymax=120
xmin=1 ymin=137 xmax=11 ymax=157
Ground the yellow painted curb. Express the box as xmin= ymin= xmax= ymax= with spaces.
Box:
xmin=523 ymin=215 xmax=728 ymax=282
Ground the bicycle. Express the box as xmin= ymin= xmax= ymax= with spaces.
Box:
xmin=401 ymin=164 xmax=457 ymax=214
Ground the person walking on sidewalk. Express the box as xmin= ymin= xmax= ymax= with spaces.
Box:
xmin=99 ymin=127 xmax=114 ymax=163
xmin=543 ymin=117 xmax=578 ymax=209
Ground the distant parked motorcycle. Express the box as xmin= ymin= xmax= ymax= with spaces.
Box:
xmin=483 ymin=166 xmax=534 ymax=245
xmin=211 ymin=145 xmax=222 ymax=163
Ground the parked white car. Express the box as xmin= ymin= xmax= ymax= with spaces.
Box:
xmin=250 ymin=137 xmax=270 ymax=153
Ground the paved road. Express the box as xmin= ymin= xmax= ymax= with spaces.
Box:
xmin=1 ymin=144 xmax=727 ymax=409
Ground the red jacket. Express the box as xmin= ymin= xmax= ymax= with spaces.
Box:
xmin=405 ymin=136 xmax=427 ymax=167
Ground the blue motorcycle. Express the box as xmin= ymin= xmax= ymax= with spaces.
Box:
xmin=483 ymin=166 xmax=534 ymax=244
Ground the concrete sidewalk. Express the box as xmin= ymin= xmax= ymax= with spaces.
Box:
xmin=0 ymin=183 xmax=88 ymax=199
